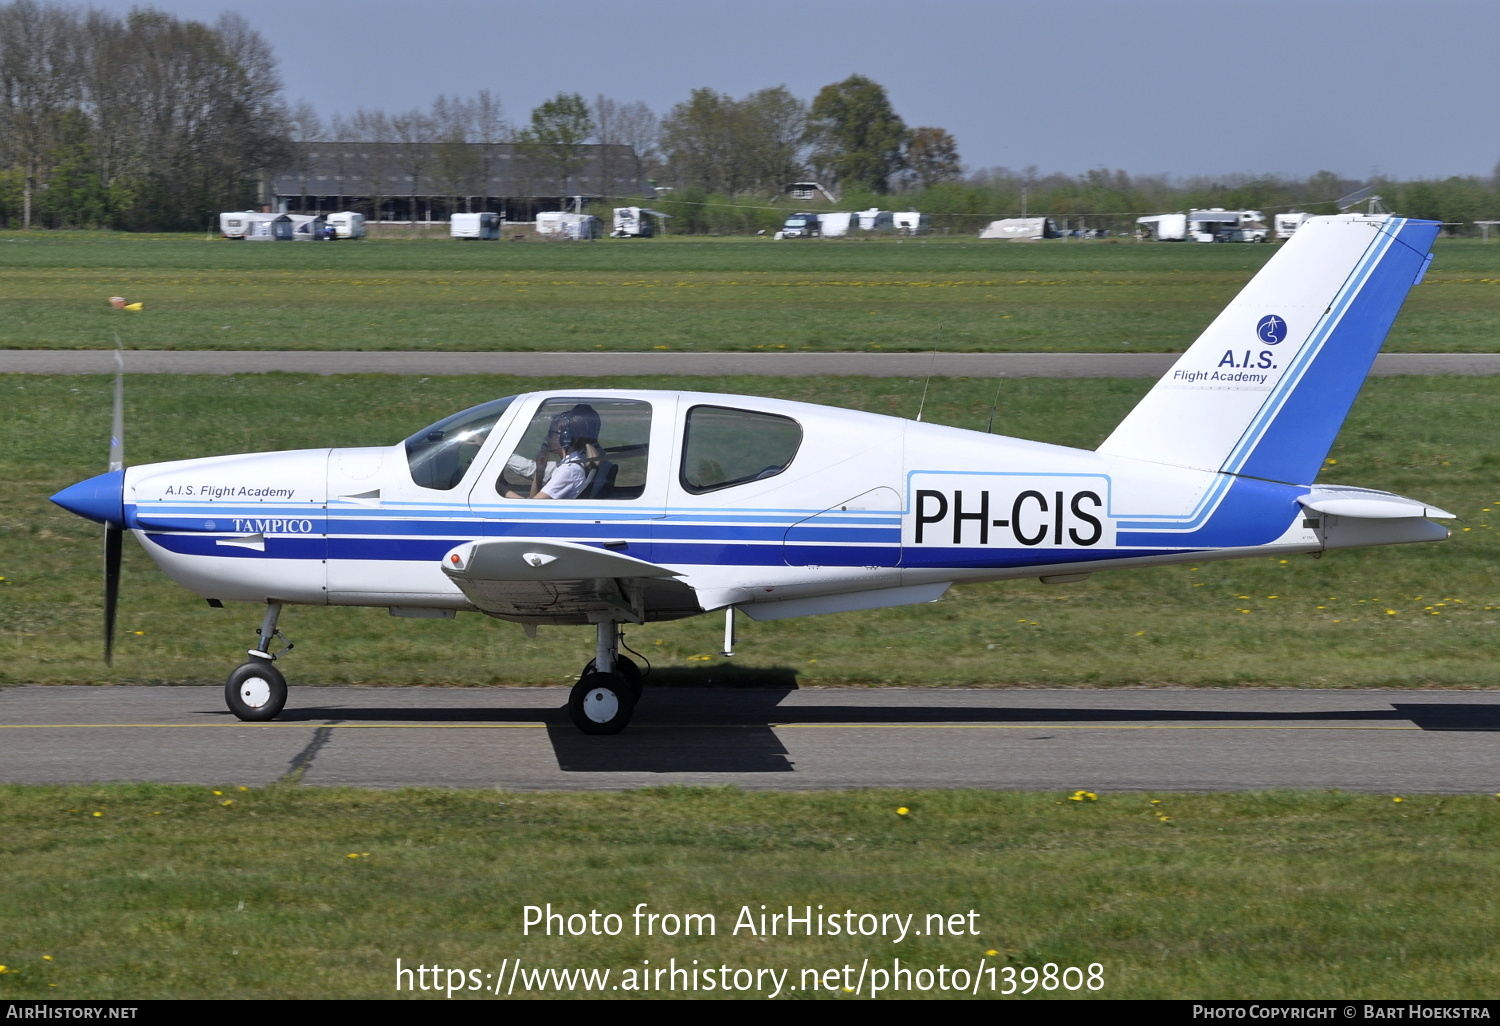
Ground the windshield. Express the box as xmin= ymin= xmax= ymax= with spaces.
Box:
xmin=404 ymin=395 xmax=517 ymax=490
xmin=786 ymin=218 xmax=807 ymax=227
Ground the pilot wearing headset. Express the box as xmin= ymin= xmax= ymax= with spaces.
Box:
xmin=504 ymin=405 xmax=603 ymax=500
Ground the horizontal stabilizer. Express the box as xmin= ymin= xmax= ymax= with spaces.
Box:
xmin=441 ymin=538 xmax=683 ymax=583
xmin=1298 ymin=485 xmax=1453 ymax=520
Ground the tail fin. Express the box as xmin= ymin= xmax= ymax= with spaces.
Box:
xmin=1098 ymin=214 xmax=1439 ymax=485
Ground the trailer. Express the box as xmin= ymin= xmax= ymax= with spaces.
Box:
xmin=536 ymin=212 xmax=602 ymax=240
xmin=1275 ymin=212 xmax=1311 ymax=239
xmin=220 ymin=211 xmax=274 ymax=239
xmin=611 ymin=207 xmax=671 ymax=238
xmin=1137 ymin=210 xmax=1268 ymax=242
xmin=818 ymin=212 xmax=858 ymax=237
xmin=451 ymin=212 xmax=501 ymax=240
xmin=1136 ymin=213 xmax=1188 ymax=241
xmin=1188 ymin=208 xmax=1268 ymax=243
xmin=857 ymin=208 xmax=894 ymax=232
xmin=979 ymin=217 xmax=1061 ymax=240
xmin=324 ymin=211 xmax=365 ymax=239
xmin=892 ymin=211 xmax=930 ymax=235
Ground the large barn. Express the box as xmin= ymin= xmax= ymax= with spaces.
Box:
xmin=269 ymin=141 xmax=651 ymax=222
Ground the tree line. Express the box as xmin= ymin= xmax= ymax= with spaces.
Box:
xmin=0 ymin=0 xmax=283 ymax=230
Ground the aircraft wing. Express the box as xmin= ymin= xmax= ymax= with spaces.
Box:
xmin=440 ymin=538 xmax=696 ymax=625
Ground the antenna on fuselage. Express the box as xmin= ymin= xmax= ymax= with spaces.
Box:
xmin=915 ymin=326 xmax=940 ymax=422
xmin=985 ymin=378 xmax=1003 ymax=433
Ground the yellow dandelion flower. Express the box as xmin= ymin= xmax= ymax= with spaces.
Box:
xmin=986 ymin=950 xmax=999 ymax=956
xmin=221 ymin=800 xmax=233 ymax=806
xmin=91 ymin=811 xmax=102 ymax=818
xmin=1392 ymin=797 xmax=1403 ymax=803
xmin=896 ymin=807 xmax=909 ymax=816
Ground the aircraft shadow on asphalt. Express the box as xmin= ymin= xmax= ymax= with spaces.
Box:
xmin=255 ymin=671 xmax=1500 ymax=774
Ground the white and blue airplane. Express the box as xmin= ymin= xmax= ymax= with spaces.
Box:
xmin=52 ymin=214 xmax=1453 ymax=734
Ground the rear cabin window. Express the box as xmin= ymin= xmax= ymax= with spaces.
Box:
xmin=680 ymin=406 xmax=802 ymax=494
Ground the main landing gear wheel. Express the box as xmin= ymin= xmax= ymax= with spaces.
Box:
xmin=225 ymin=660 xmax=287 ymax=721
xmin=582 ymin=654 xmax=643 ymax=701
xmin=569 ymin=672 xmax=636 ymax=735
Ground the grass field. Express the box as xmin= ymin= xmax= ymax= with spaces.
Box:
xmin=5 ymin=372 xmax=1497 ymax=689
xmin=0 ymin=785 xmax=1495 ymax=999
xmin=1 ymin=232 xmax=1497 ymax=353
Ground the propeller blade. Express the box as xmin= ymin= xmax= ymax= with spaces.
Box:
xmin=105 ymin=335 xmax=124 ymax=664
xmin=104 ymin=523 xmax=122 ymax=665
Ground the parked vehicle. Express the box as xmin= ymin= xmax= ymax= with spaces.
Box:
xmin=324 ymin=211 xmax=366 ymax=239
xmin=451 ymin=212 xmax=501 ymax=240
xmin=780 ymin=213 xmax=821 ymax=238
xmin=611 ymin=207 xmax=671 ymax=237
xmin=1275 ymin=212 xmax=1311 ymax=239
xmin=979 ymin=217 xmax=1062 ymax=240
xmin=892 ymin=211 xmax=931 ymax=235
xmin=857 ymin=208 xmax=894 ymax=232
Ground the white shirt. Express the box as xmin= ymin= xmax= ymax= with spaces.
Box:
xmin=542 ymin=453 xmax=590 ymax=499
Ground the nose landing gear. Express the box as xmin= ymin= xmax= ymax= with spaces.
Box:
xmin=225 ymin=602 xmax=292 ymax=722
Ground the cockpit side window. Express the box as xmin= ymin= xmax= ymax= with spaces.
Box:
xmin=496 ymin=398 xmax=652 ymax=500
xmin=680 ymin=406 xmax=802 ymax=493
xmin=404 ymin=395 xmax=517 ymax=490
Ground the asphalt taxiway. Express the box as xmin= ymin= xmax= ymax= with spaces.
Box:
xmin=3 ymin=685 xmax=1495 ymax=793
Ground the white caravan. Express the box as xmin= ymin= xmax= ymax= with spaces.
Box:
xmin=611 ymin=207 xmax=671 ymax=238
xmin=220 ymin=211 xmax=273 ymax=239
xmin=1276 ymin=212 xmax=1312 ymax=239
xmin=818 ymin=212 xmax=858 ymax=237
xmin=892 ymin=211 xmax=931 ymax=235
xmin=858 ymin=208 xmax=894 ymax=232
xmin=980 ymin=217 xmax=1061 ymax=240
xmin=325 ymin=212 xmax=366 ymax=239
xmin=451 ymin=213 xmax=501 ymax=240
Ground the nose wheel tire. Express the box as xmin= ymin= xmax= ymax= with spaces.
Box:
xmin=225 ymin=660 xmax=287 ymax=721
xmin=568 ymin=672 xmax=636 ymax=735
xmin=581 ymin=654 xmax=643 ymax=701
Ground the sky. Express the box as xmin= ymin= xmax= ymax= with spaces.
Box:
xmin=85 ymin=0 xmax=1500 ymax=182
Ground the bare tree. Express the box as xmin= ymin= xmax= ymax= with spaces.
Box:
xmin=352 ymin=107 xmax=393 ymax=219
xmin=431 ymin=94 xmax=478 ymax=213
xmin=472 ymin=88 xmax=508 ymax=210
xmin=614 ymin=101 xmax=658 ymax=193
xmin=391 ymin=107 xmax=435 ymax=221
xmin=287 ymin=99 xmax=323 ymax=212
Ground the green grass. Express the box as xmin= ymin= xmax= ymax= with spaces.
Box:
xmin=4 ymin=373 xmax=1497 ymax=688
xmin=0 ymin=785 xmax=1495 ymax=999
xmin=1 ymin=232 xmax=1497 ymax=352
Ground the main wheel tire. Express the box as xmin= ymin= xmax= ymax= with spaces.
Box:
xmin=581 ymin=654 xmax=643 ymax=701
xmin=225 ymin=660 xmax=287 ymax=721
xmin=568 ymin=672 xmax=635 ymax=735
